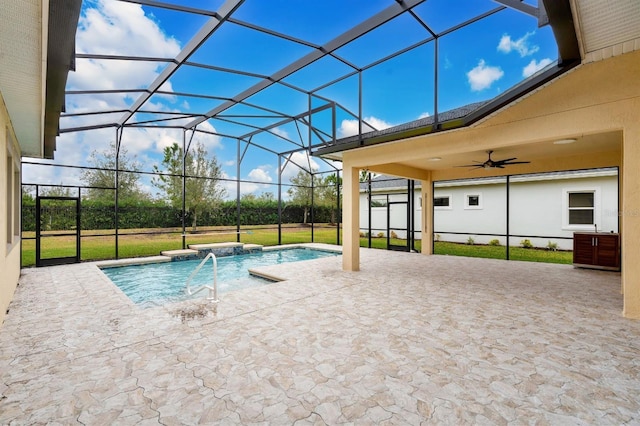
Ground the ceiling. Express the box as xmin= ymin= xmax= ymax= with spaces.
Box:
xmin=399 ymin=131 xmax=622 ymax=172
xmin=0 ymin=0 xmax=80 ymax=159
xmin=0 ymin=0 xmax=45 ymax=157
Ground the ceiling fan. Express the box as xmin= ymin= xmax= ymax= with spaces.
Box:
xmin=457 ymin=150 xmax=530 ymax=169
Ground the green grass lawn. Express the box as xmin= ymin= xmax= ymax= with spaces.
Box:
xmin=433 ymin=241 xmax=573 ymax=264
xmin=21 ymin=226 xmax=572 ymax=267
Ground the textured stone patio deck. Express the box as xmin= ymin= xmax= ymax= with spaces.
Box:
xmin=1 ymin=245 xmax=639 ymax=424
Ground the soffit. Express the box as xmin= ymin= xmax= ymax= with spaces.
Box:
xmin=0 ymin=0 xmax=43 ymax=157
xmin=573 ymin=0 xmax=640 ymax=62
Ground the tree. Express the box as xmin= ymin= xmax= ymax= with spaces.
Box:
xmin=39 ymin=185 xmax=77 ymax=197
xmin=80 ymin=141 xmax=149 ymax=204
xmin=319 ymin=173 xmax=341 ymax=224
xmin=152 ymin=141 xmax=225 ymax=231
xmin=287 ymin=169 xmax=313 ymax=224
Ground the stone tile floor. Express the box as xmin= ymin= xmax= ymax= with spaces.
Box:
xmin=1 ymin=245 xmax=639 ymax=424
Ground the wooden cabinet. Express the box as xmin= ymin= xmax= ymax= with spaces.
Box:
xmin=573 ymin=232 xmax=620 ymax=271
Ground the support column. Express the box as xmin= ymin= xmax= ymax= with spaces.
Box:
xmin=420 ymin=172 xmax=433 ymax=255
xmin=342 ymin=163 xmax=360 ymax=271
xmin=622 ymin=122 xmax=640 ymax=318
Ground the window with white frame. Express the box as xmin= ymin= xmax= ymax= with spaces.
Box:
xmin=370 ymin=195 xmax=387 ymax=208
xmin=563 ymin=188 xmax=600 ymax=229
xmin=6 ymin=146 xmax=12 ymax=245
xmin=434 ymin=195 xmax=451 ymax=210
xmin=568 ymin=191 xmax=595 ymax=225
xmin=13 ymin=168 xmax=19 ymax=238
xmin=6 ymin=128 xmax=19 ymax=246
xmin=464 ymin=193 xmax=482 ymax=210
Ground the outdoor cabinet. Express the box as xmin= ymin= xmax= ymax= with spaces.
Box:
xmin=573 ymin=232 xmax=620 ymax=271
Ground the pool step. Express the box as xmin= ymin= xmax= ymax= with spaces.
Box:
xmin=242 ymin=244 xmax=263 ymax=253
xmin=188 ymin=242 xmax=243 ymax=258
xmin=161 ymin=242 xmax=265 ymax=261
xmin=160 ymin=249 xmax=199 ymax=261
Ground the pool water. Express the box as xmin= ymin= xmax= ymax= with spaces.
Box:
xmin=101 ymin=248 xmax=338 ymax=307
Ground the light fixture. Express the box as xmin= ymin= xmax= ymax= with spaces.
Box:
xmin=428 ymin=157 xmax=442 ymax=161
xmin=554 ymin=138 xmax=577 ymax=145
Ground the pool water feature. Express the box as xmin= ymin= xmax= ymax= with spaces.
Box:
xmin=101 ymin=248 xmax=338 ymax=307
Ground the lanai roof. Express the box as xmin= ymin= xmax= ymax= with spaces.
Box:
xmin=3 ymin=0 xmax=639 ymax=168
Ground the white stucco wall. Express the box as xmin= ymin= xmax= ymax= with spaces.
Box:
xmin=360 ymin=171 xmax=618 ymax=250
xmin=507 ymin=175 xmax=618 ymax=249
xmin=434 ymin=182 xmax=508 ymax=245
xmin=359 ymin=189 xmax=421 ymax=239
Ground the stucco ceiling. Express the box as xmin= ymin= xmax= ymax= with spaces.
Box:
xmin=572 ymin=0 xmax=640 ymax=62
xmin=399 ymin=131 xmax=622 ymax=173
xmin=0 ymin=0 xmax=44 ymax=157
xmin=0 ymin=0 xmax=80 ymax=159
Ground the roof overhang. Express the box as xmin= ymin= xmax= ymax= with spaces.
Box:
xmin=43 ymin=0 xmax=82 ymax=159
xmin=0 ymin=0 xmax=80 ymax=159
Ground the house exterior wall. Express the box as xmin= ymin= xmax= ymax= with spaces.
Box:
xmin=508 ymin=175 xmax=618 ymax=249
xmin=360 ymin=173 xmax=618 ymax=250
xmin=434 ymin=174 xmax=618 ymax=250
xmin=434 ymin=183 xmax=507 ymax=245
xmin=0 ymin=93 xmax=22 ymax=325
xmin=359 ymin=189 xmax=422 ymax=239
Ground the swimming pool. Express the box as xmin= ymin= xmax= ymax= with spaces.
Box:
xmin=101 ymin=248 xmax=338 ymax=307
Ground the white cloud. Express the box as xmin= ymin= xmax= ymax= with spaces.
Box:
xmin=76 ymin=1 xmax=180 ymax=57
xmin=65 ymin=0 xmax=182 ymax=119
xmin=271 ymin=127 xmax=290 ymax=140
xmin=497 ymin=32 xmax=539 ymax=57
xmin=219 ymin=170 xmax=274 ymax=198
xmin=280 ymin=151 xmax=319 ymax=180
xmin=338 ymin=116 xmax=393 ymax=138
xmin=522 ymin=58 xmax=553 ymax=77
xmin=248 ymin=165 xmax=273 ymax=183
xmin=223 ymin=160 xmax=235 ymax=167
xmin=418 ymin=112 xmax=430 ymax=120
xmin=467 ymin=60 xmax=504 ymax=92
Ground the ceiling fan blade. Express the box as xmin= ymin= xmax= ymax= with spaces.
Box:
xmin=502 ymin=160 xmax=530 ymax=165
xmin=456 ymin=164 xmax=486 ymax=168
xmin=500 ymin=157 xmax=517 ymax=162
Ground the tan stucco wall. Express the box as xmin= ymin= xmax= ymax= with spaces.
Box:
xmin=341 ymin=49 xmax=640 ymax=317
xmin=0 ymin=92 xmax=22 ymax=326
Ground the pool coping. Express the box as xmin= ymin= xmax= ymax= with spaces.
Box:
xmin=94 ymin=243 xmax=343 ymax=308
xmin=95 ymin=243 xmax=342 ymax=270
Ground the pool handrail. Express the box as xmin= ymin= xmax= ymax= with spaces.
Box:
xmin=185 ymin=252 xmax=218 ymax=303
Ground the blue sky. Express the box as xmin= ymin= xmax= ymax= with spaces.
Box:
xmin=24 ymin=0 xmax=558 ymax=199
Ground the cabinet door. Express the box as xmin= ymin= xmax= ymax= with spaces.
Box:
xmin=573 ymin=234 xmax=594 ymax=265
xmin=596 ymin=235 xmax=619 ymax=268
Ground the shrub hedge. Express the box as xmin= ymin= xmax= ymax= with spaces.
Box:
xmin=22 ymin=200 xmax=339 ymax=231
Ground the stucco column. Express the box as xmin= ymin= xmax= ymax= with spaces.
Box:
xmin=622 ymin=122 xmax=640 ymax=318
xmin=342 ymin=163 xmax=360 ymax=271
xmin=421 ymin=172 xmax=433 ymax=255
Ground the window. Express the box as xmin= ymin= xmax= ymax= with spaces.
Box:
xmin=13 ymin=169 xmax=19 ymax=237
xmin=568 ymin=191 xmax=595 ymax=225
xmin=434 ymin=195 xmax=452 ymax=210
xmin=6 ymin=148 xmax=12 ymax=244
xmin=6 ymin=128 xmax=19 ymax=246
xmin=434 ymin=196 xmax=449 ymax=207
xmin=370 ymin=195 xmax=387 ymax=208
xmin=464 ymin=193 xmax=482 ymax=210
xmin=563 ymin=187 xmax=600 ymax=230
